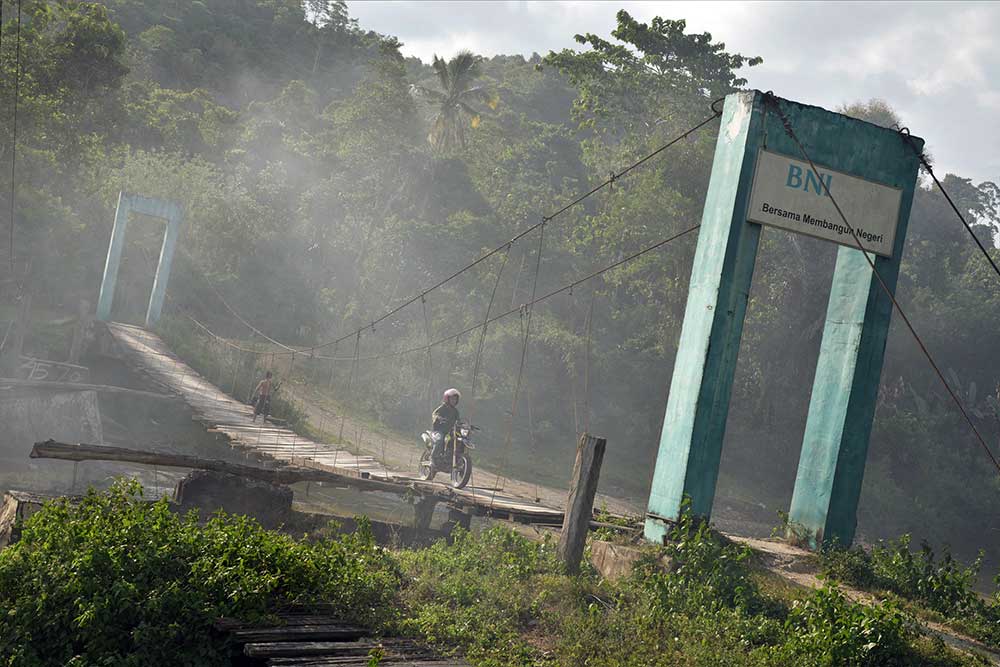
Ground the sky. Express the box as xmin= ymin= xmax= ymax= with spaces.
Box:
xmin=348 ymin=1 xmax=1000 ymax=185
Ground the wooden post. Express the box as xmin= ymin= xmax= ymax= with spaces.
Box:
xmin=558 ymin=432 xmax=606 ymax=573
xmin=1 ymin=292 xmax=31 ymax=376
xmin=68 ymin=300 xmax=91 ymax=364
xmin=412 ymin=496 xmax=438 ymax=533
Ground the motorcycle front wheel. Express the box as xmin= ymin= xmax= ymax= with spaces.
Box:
xmin=451 ymin=453 xmax=472 ymax=489
xmin=418 ymin=449 xmax=435 ymax=481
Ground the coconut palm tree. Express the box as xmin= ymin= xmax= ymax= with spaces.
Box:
xmin=410 ymin=50 xmax=497 ymax=152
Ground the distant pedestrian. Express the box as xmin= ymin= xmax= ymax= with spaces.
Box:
xmin=251 ymin=371 xmax=273 ymax=423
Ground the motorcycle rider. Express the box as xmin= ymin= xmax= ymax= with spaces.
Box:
xmin=431 ymin=388 xmax=461 ymax=465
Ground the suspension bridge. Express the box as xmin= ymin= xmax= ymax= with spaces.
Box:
xmin=20 ymin=91 xmax=999 ymax=546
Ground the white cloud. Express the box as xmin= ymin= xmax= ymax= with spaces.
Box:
xmin=348 ymin=0 xmax=1000 ymax=183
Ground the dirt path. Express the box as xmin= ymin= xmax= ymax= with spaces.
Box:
xmin=283 ymin=379 xmax=638 ymax=517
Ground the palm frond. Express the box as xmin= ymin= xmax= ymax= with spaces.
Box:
xmin=458 ymin=86 xmax=499 ymax=110
xmin=409 ymin=84 xmax=447 ymax=103
xmin=449 ymin=50 xmax=482 ymax=92
xmin=431 ymin=55 xmax=451 ymax=95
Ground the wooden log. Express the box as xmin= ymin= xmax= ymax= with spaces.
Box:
xmin=30 ymin=440 xmax=423 ymax=496
xmin=0 ymin=379 xmax=179 ymax=401
xmin=557 ymin=433 xmax=607 ymax=574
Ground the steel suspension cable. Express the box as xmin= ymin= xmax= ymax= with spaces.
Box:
xmin=903 ymin=139 xmax=1000 ymax=283
xmin=765 ymin=94 xmax=1000 ymax=476
xmin=270 ymin=108 xmax=722 ymax=358
xmin=470 ymin=244 xmax=511 ymax=397
xmin=151 ymin=224 xmax=702 ymax=373
xmin=7 ymin=0 xmax=21 ymax=273
xmin=491 ymin=222 xmax=546 ymax=507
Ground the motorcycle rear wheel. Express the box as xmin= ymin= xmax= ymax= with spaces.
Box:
xmin=418 ymin=449 xmax=435 ymax=481
xmin=450 ymin=453 xmax=472 ymax=489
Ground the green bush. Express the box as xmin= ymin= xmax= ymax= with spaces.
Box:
xmin=818 ymin=543 xmax=877 ymax=590
xmin=819 ymin=535 xmax=1000 ymax=649
xmin=870 ymin=536 xmax=981 ymax=617
xmin=636 ymin=504 xmax=762 ymax=614
xmin=777 ymin=584 xmax=911 ymax=666
xmin=398 ymin=511 xmax=931 ymax=667
xmin=0 ymin=480 xmax=401 ymax=666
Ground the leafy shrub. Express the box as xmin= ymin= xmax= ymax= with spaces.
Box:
xmin=820 ymin=536 xmax=1000 ymax=650
xmin=0 ymin=480 xmax=401 ymax=666
xmin=870 ymin=536 xmax=981 ymax=617
xmin=818 ymin=543 xmax=877 ymax=590
xmin=636 ymin=502 xmax=762 ymax=614
xmin=777 ymin=584 xmax=911 ymax=666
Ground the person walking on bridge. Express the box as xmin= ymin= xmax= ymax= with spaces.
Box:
xmin=251 ymin=370 xmax=274 ymax=423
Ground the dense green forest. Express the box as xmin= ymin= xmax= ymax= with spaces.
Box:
xmin=1 ymin=0 xmax=998 ymax=568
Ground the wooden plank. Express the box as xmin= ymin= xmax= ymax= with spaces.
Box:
xmin=230 ymin=625 xmax=368 ymax=643
xmin=245 ymin=640 xmax=381 ymax=658
xmin=268 ymin=660 xmax=467 ymax=666
xmin=102 ymin=322 xmax=574 ymax=524
xmin=246 ymin=638 xmax=446 ymax=659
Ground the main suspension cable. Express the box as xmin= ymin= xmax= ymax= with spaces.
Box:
xmin=254 ymin=108 xmax=722 ymax=358
xmin=902 ymin=137 xmax=1000 ymax=283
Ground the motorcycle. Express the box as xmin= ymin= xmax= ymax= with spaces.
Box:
xmin=418 ymin=421 xmax=477 ymax=489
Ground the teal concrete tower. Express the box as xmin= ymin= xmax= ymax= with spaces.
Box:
xmin=96 ymin=192 xmax=184 ymax=327
xmin=786 ymin=120 xmax=923 ymax=549
xmin=644 ymin=91 xmax=765 ymax=543
xmin=644 ymin=90 xmax=923 ymax=546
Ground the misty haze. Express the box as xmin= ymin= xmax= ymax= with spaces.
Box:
xmin=0 ymin=1 xmax=998 ymax=665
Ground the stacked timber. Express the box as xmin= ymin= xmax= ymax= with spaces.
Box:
xmin=218 ymin=609 xmax=468 ymax=666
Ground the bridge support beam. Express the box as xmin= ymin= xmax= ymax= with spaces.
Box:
xmin=96 ymin=192 xmax=183 ymax=327
xmin=645 ymin=91 xmax=923 ymax=549
xmin=787 ymin=146 xmax=922 ymax=550
xmin=644 ymin=91 xmax=764 ymax=543
xmin=96 ymin=192 xmax=131 ymax=322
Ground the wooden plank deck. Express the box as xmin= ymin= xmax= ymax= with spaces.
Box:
xmin=104 ymin=322 xmax=564 ymax=523
xmin=217 ymin=611 xmax=469 ymax=666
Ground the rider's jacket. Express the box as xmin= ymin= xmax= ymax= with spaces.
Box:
xmin=431 ymin=402 xmax=459 ymax=434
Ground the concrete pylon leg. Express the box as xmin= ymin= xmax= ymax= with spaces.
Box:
xmin=644 ymin=91 xmax=765 ymax=543
xmin=788 ymin=247 xmax=911 ymax=547
xmin=145 ymin=213 xmax=181 ymax=327
xmin=96 ymin=192 xmax=130 ymax=322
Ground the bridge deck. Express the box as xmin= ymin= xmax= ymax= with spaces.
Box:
xmin=104 ymin=322 xmax=564 ymax=524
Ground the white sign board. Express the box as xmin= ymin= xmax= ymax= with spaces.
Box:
xmin=747 ymin=149 xmax=902 ymax=257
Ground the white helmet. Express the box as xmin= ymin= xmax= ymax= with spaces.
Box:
xmin=443 ymin=388 xmax=461 ymax=403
